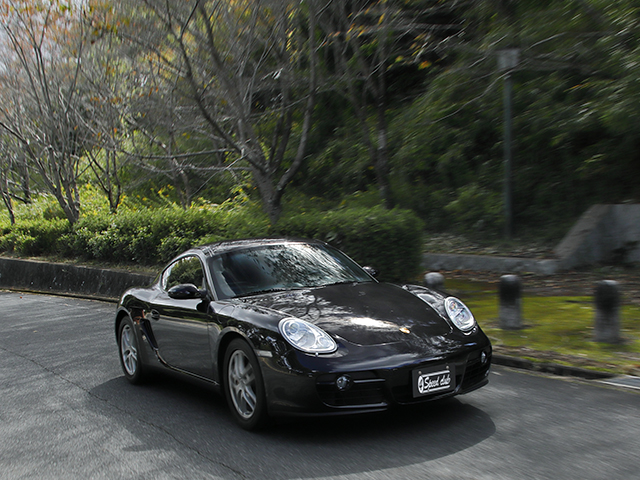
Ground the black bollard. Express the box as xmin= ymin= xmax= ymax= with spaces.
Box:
xmin=424 ymin=272 xmax=444 ymax=290
xmin=594 ymin=280 xmax=621 ymax=343
xmin=499 ymin=274 xmax=522 ymax=330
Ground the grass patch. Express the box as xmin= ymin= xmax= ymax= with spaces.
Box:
xmin=464 ymin=292 xmax=640 ymax=375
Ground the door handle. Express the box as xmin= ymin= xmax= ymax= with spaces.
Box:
xmin=150 ymin=309 xmax=160 ymax=321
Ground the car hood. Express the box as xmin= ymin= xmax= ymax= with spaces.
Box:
xmin=237 ymin=282 xmax=453 ymax=346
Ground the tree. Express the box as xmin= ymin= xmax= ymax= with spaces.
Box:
xmin=391 ymin=0 xmax=640 ymax=232
xmin=115 ymin=0 xmax=322 ymax=222
xmin=318 ymin=0 xmax=465 ymax=208
xmin=76 ymin=5 xmax=134 ymax=214
xmin=0 ymin=0 xmax=92 ymax=225
xmin=0 ymin=134 xmax=31 ymax=224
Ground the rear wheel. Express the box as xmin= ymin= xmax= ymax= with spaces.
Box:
xmin=118 ymin=316 xmax=146 ymax=384
xmin=223 ymin=339 xmax=268 ymax=430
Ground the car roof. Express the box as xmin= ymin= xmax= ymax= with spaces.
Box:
xmin=192 ymin=237 xmax=325 ymax=258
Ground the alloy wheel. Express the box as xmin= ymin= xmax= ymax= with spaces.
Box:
xmin=227 ymin=349 xmax=258 ymax=419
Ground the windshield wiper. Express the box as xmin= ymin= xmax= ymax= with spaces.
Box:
xmin=239 ymin=287 xmax=294 ymax=297
xmin=322 ymin=279 xmax=373 ymax=287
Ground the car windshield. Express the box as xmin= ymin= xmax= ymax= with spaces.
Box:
xmin=208 ymin=243 xmax=373 ymax=299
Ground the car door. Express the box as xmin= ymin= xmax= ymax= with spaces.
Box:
xmin=149 ymin=255 xmax=214 ymax=379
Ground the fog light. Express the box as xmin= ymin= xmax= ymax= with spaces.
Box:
xmin=481 ymin=350 xmax=491 ymax=365
xmin=336 ymin=375 xmax=352 ymax=391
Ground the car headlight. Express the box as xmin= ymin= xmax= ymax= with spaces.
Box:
xmin=278 ymin=317 xmax=337 ymax=354
xmin=444 ymin=297 xmax=477 ymax=332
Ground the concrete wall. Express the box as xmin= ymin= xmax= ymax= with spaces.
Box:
xmin=0 ymin=257 xmax=154 ymax=300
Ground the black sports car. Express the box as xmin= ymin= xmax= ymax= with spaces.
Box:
xmin=115 ymin=238 xmax=491 ymax=430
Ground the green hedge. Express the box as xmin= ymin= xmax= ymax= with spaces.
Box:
xmin=0 ymin=219 xmax=71 ymax=256
xmin=0 ymin=204 xmax=270 ymax=264
xmin=0 ymin=204 xmax=424 ymax=282
xmin=60 ymin=204 xmax=271 ymax=264
xmin=274 ymin=206 xmax=424 ymax=282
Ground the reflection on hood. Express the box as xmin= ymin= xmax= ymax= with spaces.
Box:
xmin=239 ymin=282 xmax=453 ymax=346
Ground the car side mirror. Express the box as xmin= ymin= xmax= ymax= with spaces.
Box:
xmin=363 ymin=266 xmax=379 ymax=278
xmin=168 ymin=283 xmax=206 ymax=300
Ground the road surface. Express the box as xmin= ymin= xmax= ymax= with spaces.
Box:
xmin=1 ymin=291 xmax=638 ymax=479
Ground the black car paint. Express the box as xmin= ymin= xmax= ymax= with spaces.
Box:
xmin=115 ymin=238 xmax=491 ymax=417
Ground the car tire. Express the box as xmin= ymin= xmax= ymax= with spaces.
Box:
xmin=118 ymin=316 xmax=146 ymax=384
xmin=223 ymin=338 xmax=268 ymax=430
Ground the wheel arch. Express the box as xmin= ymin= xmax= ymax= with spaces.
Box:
xmin=115 ymin=308 xmax=130 ymax=341
xmin=216 ymin=330 xmax=250 ymax=385
xmin=114 ymin=306 xmax=144 ymax=339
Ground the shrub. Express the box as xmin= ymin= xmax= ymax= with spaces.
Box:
xmin=12 ymin=194 xmax=66 ymax=221
xmin=0 ymin=219 xmax=71 ymax=256
xmin=58 ymin=201 xmax=270 ymax=264
xmin=0 ymin=232 xmax=14 ymax=252
xmin=0 ymin=201 xmax=422 ymax=282
xmin=158 ymin=236 xmax=194 ymax=262
xmin=274 ymin=206 xmax=424 ymax=282
xmin=14 ymin=233 xmax=38 ymax=256
xmin=445 ymin=183 xmax=504 ymax=232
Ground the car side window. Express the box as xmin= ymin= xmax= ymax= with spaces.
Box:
xmin=162 ymin=256 xmax=206 ymax=291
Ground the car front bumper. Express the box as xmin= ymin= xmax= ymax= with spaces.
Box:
xmin=261 ymin=341 xmax=492 ymax=417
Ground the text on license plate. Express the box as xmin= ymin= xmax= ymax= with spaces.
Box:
xmin=412 ymin=365 xmax=455 ymax=397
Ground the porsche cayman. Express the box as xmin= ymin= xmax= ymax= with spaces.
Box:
xmin=115 ymin=238 xmax=492 ymax=430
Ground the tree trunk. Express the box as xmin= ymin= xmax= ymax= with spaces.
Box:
xmin=1 ymin=187 xmax=15 ymax=225
xmin=251 ymin=163 xmax=282 ymax=224
xmin=375 ymin=101 xmax=393 ymax=209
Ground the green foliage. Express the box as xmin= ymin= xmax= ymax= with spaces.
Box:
xmin=6 ymin=0 xmax=640 ymax=254
xmin=444 ymin=183 xmax=504 ymax=232
xmin=61 ymin=200 xmax=270 ymax=264
xmin=0 ymin=194 xmax=270 ymax=264
xmin=382 ymin=0 xmax=640 ymax=234
xmin=297 ymin=125 xmax=375 ymax=198
xmin=79 ymin=183 xmax=113 ymax=216
xmin=0 ymin=219 xmax=71 ymax=256
xmin=0 ymin=196 xmax=423 ymax=284
xmin=274 ymin=206 xmax=424 ymax=282
xmin=12 ymin=195 xmax=66 ymax=221
xmin=390 ymin=65 xmax=503 ymax=230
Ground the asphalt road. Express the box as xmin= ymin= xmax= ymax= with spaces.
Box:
xmin=1 ymin=291 xmax=639 ymax=480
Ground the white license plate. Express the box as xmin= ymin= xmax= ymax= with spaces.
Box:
xmin=412 ymin=365 xmax=455 ymax=397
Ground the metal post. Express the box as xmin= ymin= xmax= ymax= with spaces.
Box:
xmin=594 ymin=280 xmax=622 ymax=343
xmin=497 ymin=49 xmax=520 ymax=240
xmin=424 ymin=272 xmax=444 ymax=290
xmin=503 ymin=71 xmax=513 ymax=239
xmin=499 ymin=274 xmax=522 ymax=330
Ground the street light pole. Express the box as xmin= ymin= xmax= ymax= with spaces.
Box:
xmin=503 ymin=69 xmax=514 ymax=239
xmin=497 ymin=48 xmax=520 ymax=240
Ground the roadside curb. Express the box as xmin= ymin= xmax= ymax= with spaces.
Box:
xmin=1 ymin=286 xmax=119 ymax=303
xmin=492 ymin=354 xmax=615 ymax=380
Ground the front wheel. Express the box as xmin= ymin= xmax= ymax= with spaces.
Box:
xmin=118 ymin=316 xmax=146 ymax=384
xmin=223 ymin=339 xmax=268 ymax=430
